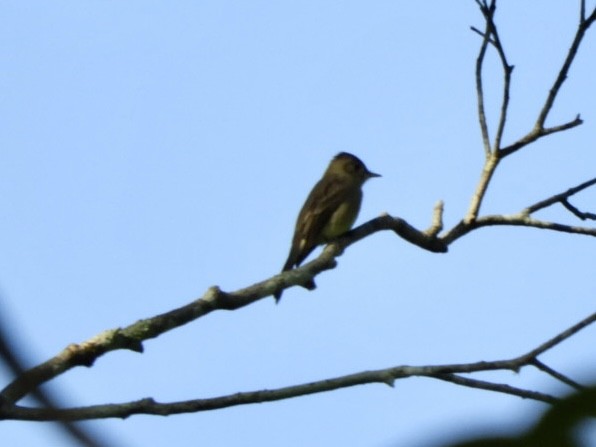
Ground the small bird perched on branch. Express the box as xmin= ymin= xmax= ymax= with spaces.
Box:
xmin=274 ymin=152 xmax=380 ymax=302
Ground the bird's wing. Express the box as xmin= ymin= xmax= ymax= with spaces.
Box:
xmin=289 ymin=176 xmax=352 ymax=267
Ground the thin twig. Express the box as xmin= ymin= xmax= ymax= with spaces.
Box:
xmin=534 ymin=2 xmax=596 ymax=131
xmin=476 ymin=0 xmax=514 ymax=152
xmin=561 ymin=199 xmax=596 ymax=221
xmin=588 ymin=6 xmax=596 ymax=25
xmin=441 ymin=214 xmax=596 ymax=246
xmin=500 ymin=115 xmax=583 ymax=157
xmin=466 ymin=0 xmax=504 ymax=223
xmin=443 ymin=177 xmax=596 ymax=244
xmin=473 ymin=1 xmax=494 ymax=157
xmin=523 ymin=177 xmax=596 ymax=215
xmin=521 ymin=312 xmax=596 ymax=360
xmin=470 ymin=26 xmax=496 ymax=45
xmin=531 ymin=359 xmax=585 ymax=391
xmin=430 ymin=373 xmax=557 ymax=404
xmin=483 ymin=215 xmax=596 ymax=236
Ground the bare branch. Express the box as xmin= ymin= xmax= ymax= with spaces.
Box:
xmin=465 ymin=0 xmax=595 ymax=226
xmin=5 ymin=177 xmax=593 ymax=408
xmin=531 ymin=359 xmax=584 ymax=391
xmin=482 ymin=1 xmax=513 ymax=152
xmin=10 ymin=171 xmax=596 ymax=408
xmin=534 ymin=3 xmax=596 ymax=131
xmin=471 ymin=0 xmax=513 ymax=153
xmin=588 ymin=6 xmax=596 ymax=25
xmin=464 ymin=153 xmax=499 ymax=224
xmin=470 ymin=26 xmax=495 ymax=45
xmin=430 ymin=373 xmax=557 ymax=404
xmin=1 ymin=312 xmax=592 ymax=421
xmin=523 ymin=177 xmax=596 ymax=215
xmin=560 ymin=199 xmax=596 ymax=221
xmin=0 ymin=214 xmax=447 ymax=404
xmin=466 ymin=0 xmax=510 ymax=222
xmin=473 ymin=214 xmax=596 ymax=237
xmin=441 ymin=213 xmax=596 ymax=246
xmin=442 ymin=176 xmax=596 ymax=244
xmin=500 ymin=115 xmax=583 ymax=157
xmin=521 ymin=312 xmax=596 ymax=360
xmin=472 ymin=3 xmax=494 ymax=157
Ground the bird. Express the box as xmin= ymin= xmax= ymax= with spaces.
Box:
xmin=274 ymin=152 xmax=380 ymax=302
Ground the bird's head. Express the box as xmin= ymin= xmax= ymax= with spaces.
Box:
xmin=327 ymin=152 xmax=381 ymax=184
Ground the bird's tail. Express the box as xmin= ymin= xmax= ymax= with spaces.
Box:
xmin=274 ymin=257 xmax=316 ymax=303
xmin=273 ymin=259 xmax=293 ymax=303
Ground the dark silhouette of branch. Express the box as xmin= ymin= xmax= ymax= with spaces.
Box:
xmin=444 ymin=384 xmax=596 ymax=447
xmin=0 ymin=298 xmax=119 ymax=447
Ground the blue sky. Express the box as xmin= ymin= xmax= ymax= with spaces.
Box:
xmin=1 ymin=1 xmax=596 ymax=446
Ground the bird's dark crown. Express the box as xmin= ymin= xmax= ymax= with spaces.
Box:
xmin=327 ymin=152 xmax=380 ymax=181
xmin=334 ymin=152 xmax=363 ymax=165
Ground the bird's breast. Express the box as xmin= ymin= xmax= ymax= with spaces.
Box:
xmin=321 ymin=189 xmax=363 ymax=241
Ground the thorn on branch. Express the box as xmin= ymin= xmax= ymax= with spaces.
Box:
xmin=380 ymin=374 xmax=396 ymax=388
xmin=112 ymin=331 xmax=144 ymax=354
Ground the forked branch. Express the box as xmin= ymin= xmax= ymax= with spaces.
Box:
xmin=1 ymin=313 xmax=594 ymax=421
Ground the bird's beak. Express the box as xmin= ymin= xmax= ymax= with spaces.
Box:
xmin=366 ymin=170 xmax=381 ymax=179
